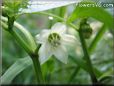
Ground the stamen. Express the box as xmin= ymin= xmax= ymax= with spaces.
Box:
xmin=48 ymin=33 xmax=61 ymax=47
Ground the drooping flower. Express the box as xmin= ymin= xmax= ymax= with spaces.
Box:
xmin=36 ymin=22 xmax=77 ymax=64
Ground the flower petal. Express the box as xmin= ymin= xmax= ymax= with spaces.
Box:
xmin=53 ymin=46 xmax=68 ymax=64
xmin=62 ymin=34 xmax=78 ymax=46
xmin=51 ymin=22 xmax=67 ymax=34
xmin=39 ymin=42 xmax=52 ymax=65
xmin=35 ymin=29 xmax=50 ymax=44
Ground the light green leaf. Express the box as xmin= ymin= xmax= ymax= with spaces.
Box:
xmin=0 ymin=56 xmax=32 ymax=84
xmin=67 ymin=1 xmax=113 ymax=28
xmin=99 ymin=68 xmax=113 ymax=80
xmin=99 ymin=75 xmax=114 ymax=85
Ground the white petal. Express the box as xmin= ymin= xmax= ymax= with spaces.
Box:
xmin=21 ymin=1 xmax=80 ymax=14
xmin=39 ymin=42 xmax=52 ymax=65
xmin=51 ymin=22 xmax=67 ymax=34
xmin=62 ymin=34 xmax=77 ymax=46
xmin=53 ymin=46 xmax=68 ymax=64
xmin=35 ymin=29 xmax=50 ymax=44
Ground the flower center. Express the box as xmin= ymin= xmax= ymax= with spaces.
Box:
xmin=48 ymin=33 xmax=61 ymax=47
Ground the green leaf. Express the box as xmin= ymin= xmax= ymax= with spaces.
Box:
xmin=0 ymin=56 xmax=32 ymax=84
xmin=99 ymin=68 xmax=113 ymax=80
xmin=99 ymin=75 xmax=114 ymax=85
xmin=3 ymin=0 xmax=29 ymax=17
xmin=67 ymin=1 xmax=113 ymax=28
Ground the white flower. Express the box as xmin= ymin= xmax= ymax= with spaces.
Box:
xmin=36 ymin=22 xmax=77 ymax=65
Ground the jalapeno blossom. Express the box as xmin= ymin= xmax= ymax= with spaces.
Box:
xmin=36 ymin=22 xmax=77 ymax=64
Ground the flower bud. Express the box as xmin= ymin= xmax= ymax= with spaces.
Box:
xmin=80 ymin=19 xmax=92 ymax=39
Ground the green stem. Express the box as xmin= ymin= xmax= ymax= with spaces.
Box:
xmin=10 ymin=30 xmax=44 ymax=84
xmin=31 ymin=53 xmax=44 ymax=84
xmin=79 ymin=29 xmax=98 ymax=83
xmin=7 ymin=16 xmax=15 ymax=30
xmin=9 ymin=30 xmax=32 ymax=54
xmin=69 ymin=25 xmax=106 ymax=83
xmin=1 ymin=16 xmax=37 ymax=52
xmin=1 ymin=20 xmax=33 ymax=54
xmin=19 ymin=12 xmax=79 ymax=30
xmin=68 ymin=66 xmax=80 ymax=83
xmin=1 ymin=16 xmax=43 ymax=84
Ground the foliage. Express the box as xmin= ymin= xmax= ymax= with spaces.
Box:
xmin=1 ymin=0 xmax=113 ymax=85
xmin=2 ymin=0 xmax=29 ymax=17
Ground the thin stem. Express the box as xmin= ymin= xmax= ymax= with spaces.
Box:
xmin=11 ymin=31 xmax=44 ymax=84
xmin=1 ymin=20 xmax=33 ymax=54
xmin=7 ymin=16 xmax=15 ymax=30
xmin=19 ymin=12 xmax=79 ymax=30
xmin=1 ymin=16 xmax=43 ymax=84
xmin=69 ymin=25 xmax=106 ymax=83
xmin=68 ymin=66 xmax=80 ymax=83
xmin=69 ymin=55 xmax=90 ymax=71
xmin=1 ymin=16 xmax=37 ymax=52
xmin=79 ymin=29 xmax=98 ymax=83
xmin=9 ymin=30 xmax=32 ymax=54
xmin=31 ymin=53 xmax=44 ymax=84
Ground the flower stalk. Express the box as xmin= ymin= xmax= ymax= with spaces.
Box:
xmin=7 ymin=16 xmax=15 ymax=30
xmin=1 ymin=19 xmax=32 ymax=54
xmin=30 ymin=45 xmax=44 ymax=84
xmin=68 ymin=24 xmax=106 ymax=83
xmin=79 ymin=28 xmax=98 ymax=84
xmin=31 ymin=53 xmax=44 ymax=84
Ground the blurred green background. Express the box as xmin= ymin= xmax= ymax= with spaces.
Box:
xmin=1 ymin=0 xmax=114 ymax=84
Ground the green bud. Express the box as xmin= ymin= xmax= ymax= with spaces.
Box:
xmin=80 ymin=19 xmax=92 ymax=39
xmin=2 ymin=0 xmax=29 ymax=17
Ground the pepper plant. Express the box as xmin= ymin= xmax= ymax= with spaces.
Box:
xmin=0 ymin=0 xmax=113 ymax=85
